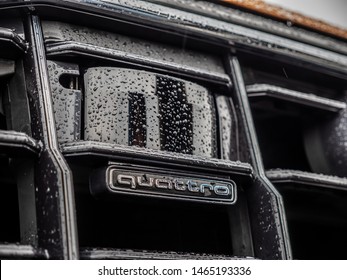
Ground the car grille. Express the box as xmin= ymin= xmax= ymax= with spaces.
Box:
xmin=0 ymin=0 xmax=347 ymax=260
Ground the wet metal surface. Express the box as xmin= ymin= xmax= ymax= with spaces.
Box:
xmin=266 ymin=169 xmax=347 ymax=190
xmin=80 ymin=247 xmax=254 ymax=260
xmin=216 ymin=94 xmax=237 ymax=161
xmin=148 ymin=0 xmax=347 ymax=56
xmin=37 ymin=1 xmax=347 ymax=78
xmin=0 ymin=27 xmax=28 ymax=56
xmin=29 ymin=16 xmax=79 ymax=259
xmin=0 ymin=0 xmax=345 ymax=261
xmin=229 ymin=57 xmax=292 ymax=259
xmin=0 ymin=244 xmax=48 ymax=259
xmin=61 ymin=140 xmax=253 ymax=175
xmin=42 ymin=21 xmax=228 ymax=84
xmin=0 ymin=129 xmax=41 ymax=155
xmin=84 ymin=67 xmax=217 ymax=158
xmin=47 ymin=60 xmax=82 ymax=143
xmin=247 ymin=84 xmax=346 ymax=112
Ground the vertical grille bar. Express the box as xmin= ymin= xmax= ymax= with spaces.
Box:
xmin=186 ymin=82 xmax=217 ymax=158
xmin=157 ymin=76 xmax=193 ymax=154
xmin=48 ymin=60 xmax=82 ymax=143
xmin=128 ymin=92 xmax=147 ymax=147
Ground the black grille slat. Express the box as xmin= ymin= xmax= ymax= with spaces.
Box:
xmin=247 ymin=84 xmax=346 ymax=112
xmin=80 ymin=247 xmax=248 ymax=260
xmin=157 ymin=76 xmax=193 ymax=154
xmin=128 ymin=92 xmax=147 ymax=147
xmin=0 ymin=130 xmax=41 ymax=156
xmin=266 ymin=169 xmax=347 ymax=190
xmin=42 ymin=21 xmax=230 ymax=85
xmin=0 ymin=244 xmax=48 ymax=259
xmin=0 ymin=27 xmax=28 ymax=58
xmin=61 ymin=141 xmax=253 ymax=175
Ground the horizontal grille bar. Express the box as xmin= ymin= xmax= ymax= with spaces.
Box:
xmin=80 ymin=247 xmax=252 ymax=260
xmin=46 ymin=42 xmax=230 ymax=84
xmin=0 ymin=130 xmax=41 ymax=156
xmin=247 ymin=84 xmax=346 ymax=112
xmin=266 ymin=169 xmax=347 ymax=191
xmin=43 ymin=21 xmax=229 ymax=85
xmin=0 ymin=244 xmax=48 ymax=259
xmin=0 ymin=27 xmax=28 ymax=56
xmin=61 ymin=141 xmax=253 ymax=175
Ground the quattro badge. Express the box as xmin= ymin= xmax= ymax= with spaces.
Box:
xmin=90 ymin=166 xmax=237 ymax=205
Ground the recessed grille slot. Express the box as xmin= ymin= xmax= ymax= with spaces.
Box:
xmin=0 ymin=102 xmax=38 ymax=252
xmin=247 ymin=84 xmax=346 ymax=113
xmin=69 ymin=161 xmax=252 ymax=256
xmin=0 ymin=155 xmax=20 ymax=243
xmin=241 ymin=54 xmax=347 ymax=175
xmin=241 ymin=53 xmax=347 ymax=259
xmin=0 ymin=30 xmax=40 ymax=258
xmin=76 ymin=193 xmax=234 ymax=255
xmin=267 ymin=170 xmax=347 ymax=259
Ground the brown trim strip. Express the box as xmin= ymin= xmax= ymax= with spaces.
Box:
xmin=221 ymin=0 xmax=347 ymax=40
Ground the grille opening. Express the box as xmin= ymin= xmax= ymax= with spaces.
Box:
xmin=0 ymin=59 xmax=38 ymax=251
xmin=59 ymin=73 xmax=80 ymax=90
xmin=76 ymin=195 xmax=233 ymax=255
xmin=0 ymin=81 xmax=20 ymax=243
xmin=70 ymin=163 xmax=236 ymax=255
xmin=240 ymin=54 xmax=346 ymax=97
xmin=250 ymin=105 xmax=313 ymax=171
xmin=0 ymin=155 xmax=20 ymax=243
xmin=275 ymin=184 xmax=347 ymax=260
xmin=0 ymin=85 xmax=6 ymax=129
xmin=240 ymin=55 xmax=347 ymax=174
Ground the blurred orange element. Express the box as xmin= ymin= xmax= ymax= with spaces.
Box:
xmin=221 ymin=0 xmax=347 ymax=40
